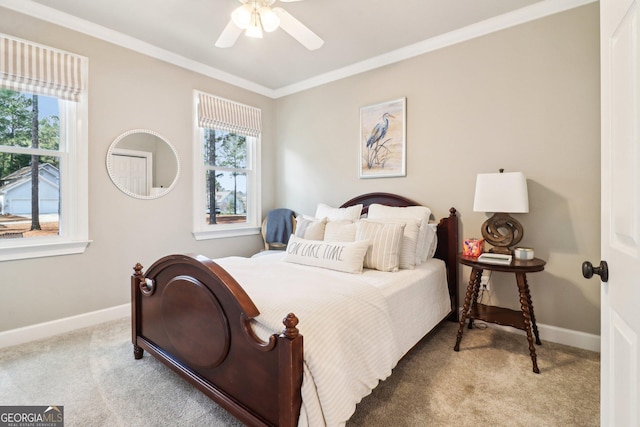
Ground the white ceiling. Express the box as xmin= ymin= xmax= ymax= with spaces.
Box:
xmin=2 ymin=0 xmax=593 ymax=97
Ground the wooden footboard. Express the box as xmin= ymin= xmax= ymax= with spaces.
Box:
xmin=131 ymin=254 xmax=303 ymax=427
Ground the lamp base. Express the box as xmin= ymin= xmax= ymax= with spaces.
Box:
xmin=480 ymin=212 xmax=524 ymax=255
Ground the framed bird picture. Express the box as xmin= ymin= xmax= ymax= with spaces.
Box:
xmin=359 ymin=97 xmax=406 ymax=178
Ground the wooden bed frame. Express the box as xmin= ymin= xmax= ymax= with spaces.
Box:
xmin=131 ymin=192 xmax=458 ymax=427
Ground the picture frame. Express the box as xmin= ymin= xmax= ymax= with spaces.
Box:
xmin=359 ymin=97 xmax=406 ymax=179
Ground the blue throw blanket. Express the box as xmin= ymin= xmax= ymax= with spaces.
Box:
xmin=265 ymin=208 xmax=295 ymax=244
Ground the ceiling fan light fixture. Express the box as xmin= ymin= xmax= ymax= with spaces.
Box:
xmin=259 ymin=7 xmax=280 ymax=32
xmin=245 ymin=9 xmax=264 ymax=38
xmin=231 ymin=4 xmax=252 ymax=29
xmin=216 ymin=0 xmax=324 ymax=50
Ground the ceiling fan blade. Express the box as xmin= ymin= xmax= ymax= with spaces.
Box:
xmin=215 ymin=21 xmax=243 ymax=48
xmin=273 ymin=7 xmax=323 ymax=50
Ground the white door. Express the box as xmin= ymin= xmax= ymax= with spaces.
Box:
xmin=596 ymin=0 xmax=640 ymax=425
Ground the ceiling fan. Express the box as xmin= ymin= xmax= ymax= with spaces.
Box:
xmin=215 ymin=0 xmax=324 ymax=50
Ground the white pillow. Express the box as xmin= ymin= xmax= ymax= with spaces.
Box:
xmin=355 ymin=220 xmax=405 ymax=272
xmin=295 ymin=216 xmax=327 ymax=240
xmin=426 ymin=223 xmax=438 ymax=259
xmin=368 ymin=203 xmax=431 ymax=219
xmin=362 ymin=218 xmax=420 ymax=269
xmin=315 ymin=203 xmax=363 ymax=222
xmin=324 ymin=220 xmax=357 ymax=242
xmin=367 ymin=204 xmax=432 ymax=262
xmin=283 ymin=235 xmax=369 ymax=274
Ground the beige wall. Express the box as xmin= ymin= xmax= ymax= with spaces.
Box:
xmin=0 ymin=8 xmax=274 ymax=332
xmin=0 ymin=4 xmax=601 ymax=337
xmin=275 ymin=4 xmax=601 ymax=335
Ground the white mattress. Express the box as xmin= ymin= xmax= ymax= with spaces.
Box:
xmin=214 ymin=252 xmax=451 ymax=427
xmin=358 ymin=257 xmax=451 ymax=355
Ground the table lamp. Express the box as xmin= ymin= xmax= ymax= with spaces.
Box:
xmin=473 ymin=169 xmax=529 ymax=255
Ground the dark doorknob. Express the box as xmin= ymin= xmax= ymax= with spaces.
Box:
xmin=582 ymin=260 xmax=609 ymax=282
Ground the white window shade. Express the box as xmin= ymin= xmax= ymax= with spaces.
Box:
xmin=0 ymin=34 xmax=85 ymax=102
xmin=198 ymin=93 xmax=261 ymax=137
xmin=0 ymin=34 xmax=88 ymax=261
xmin=473 ymin=171 xmax=529 ymax=213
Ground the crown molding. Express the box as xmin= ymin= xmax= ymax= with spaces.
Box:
xmin=273 ymin=0 xmax=597 ymax=97
xmin=0 ymin=0 xmax=278 ymax=98
xmin=0 ymin=0 xmax=596 ymax=99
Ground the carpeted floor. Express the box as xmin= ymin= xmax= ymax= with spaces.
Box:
xmin=0 ymin=318 xmax=599 ymax=426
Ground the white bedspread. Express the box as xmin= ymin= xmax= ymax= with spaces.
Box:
xmin=214 ymin=253 xmax=449 ymax=427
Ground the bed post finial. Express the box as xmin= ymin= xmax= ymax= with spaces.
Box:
xmin=281 ymin=313 xmax=300 ymax=339
xmin=133 ymin=262 xmax=144 ymax=278
xmin=132 ymin=262 xmax=155 ymax=296
xmin=449 ymin=207 xmax=457 ymax=217
xmin=133 ymin=263 xmax=144 ymax=287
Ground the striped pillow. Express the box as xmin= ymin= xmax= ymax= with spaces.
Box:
xmin=367 ymin=204 xmax=432 ymax=263
xmin=355 ymin=220 xmax=405 ymax=272
xmin=324 ymin=220 xmax=357 ymax=242
xmin=361 ymin=218 xmax=420 ymax=269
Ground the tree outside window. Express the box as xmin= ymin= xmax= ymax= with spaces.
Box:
xmin=203 ymin=128 xmax=248 ymax=225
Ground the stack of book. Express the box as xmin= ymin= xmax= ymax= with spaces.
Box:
xmin=477 ymin=253 xmax=513 ymax=265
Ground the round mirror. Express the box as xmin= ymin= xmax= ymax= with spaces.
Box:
xmin=106 ymin=129 xmax=180 ymax=199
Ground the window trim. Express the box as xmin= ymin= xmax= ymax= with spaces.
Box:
xmin=0 ymin=79 xmax=90 ymax=262
xmin=192 ymin=92 xmax=261 ymax=240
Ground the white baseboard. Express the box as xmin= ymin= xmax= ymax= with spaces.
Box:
xmin=0 ymin=303 xmax=131 ymax=349
xmin=456 ymin=308 xmax=600 ymax=352
xmin=482 ymin=321 xmax=600 ymax=352
xmin=0 ymin=303 xmax=601 ymax=353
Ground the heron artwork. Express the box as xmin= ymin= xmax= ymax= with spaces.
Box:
xmin=364 ymin=112 xmax=395 ymax=169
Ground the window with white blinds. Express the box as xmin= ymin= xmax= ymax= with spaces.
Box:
xmin=193 ymin=91 xmax=262 ymax=240
xmin=0 ymin=33 xmax=88 ymax=261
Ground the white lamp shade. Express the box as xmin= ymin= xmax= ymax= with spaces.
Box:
xmin=473 ymin=171 xmax=529 ymax=213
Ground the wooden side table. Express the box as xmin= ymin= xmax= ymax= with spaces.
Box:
xmin=453 ymin=254 xmax=546 ymax=373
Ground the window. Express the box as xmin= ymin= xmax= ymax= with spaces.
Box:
xmin=0 ymin=34 xmax=88 ymax=261
xmin=193 ymin=92 xmax=261 ymax=239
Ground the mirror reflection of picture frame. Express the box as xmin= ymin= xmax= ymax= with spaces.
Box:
xmin=359 ymin=98 xmax=406 ymax=179
xmin=106 ymin=129 xmax=180 ymax=199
